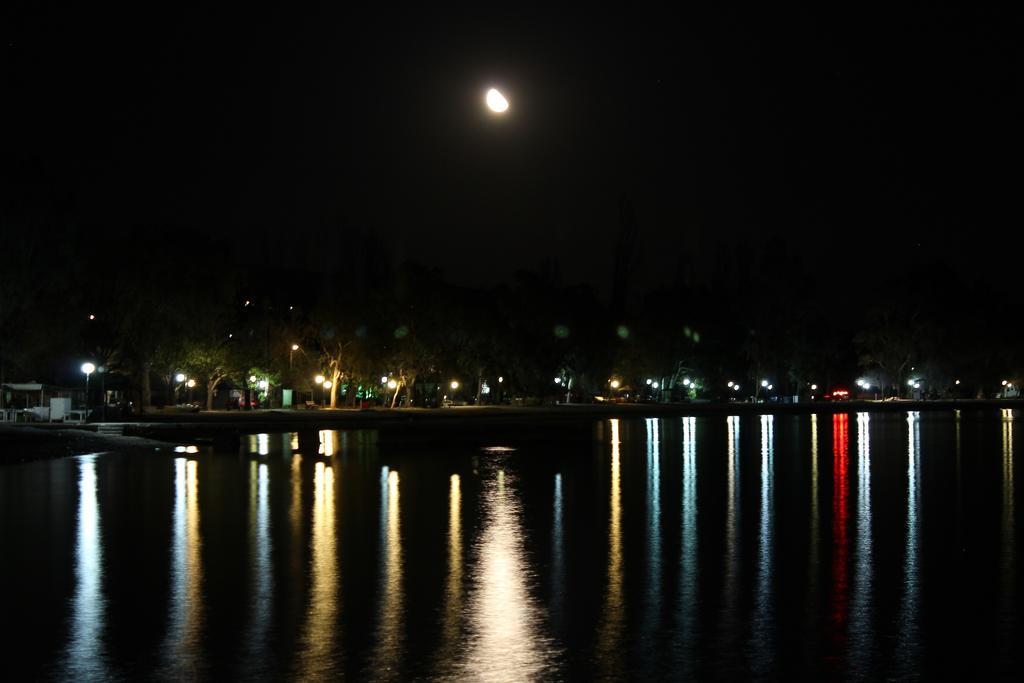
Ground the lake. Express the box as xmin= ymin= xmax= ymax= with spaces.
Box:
xmin=1 ymin=410 xmax=1018 ymax=680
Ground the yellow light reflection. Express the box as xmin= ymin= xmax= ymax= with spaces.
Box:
xmin=319 ymin=430 xmax=337 ymax=457
xmin=164 ymin=458 xmax=204 ymax=675
xmin=809 ymin=414 xmax=820 ymax=588
xmin=62 ymin=455 xmax=108 ymax=679
xmin=436 ymin=473 xmax=463 ymax=673
xmin=373 ymin=468 xmax=403 ymax=676
xmin=596 ymin=419 xmax=624 ymax=677
xmin=291 ymin=432 xmax=300 ymax=452
xmin=297 ymin=461 xmax=339 ymax=677
xmin=1001 ymin=409 xmax=1015 ymax=648
xmin=461 ymin=467 xmax=558 ymax=679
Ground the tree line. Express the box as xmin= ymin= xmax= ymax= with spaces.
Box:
xmin=2 ymin=229 xmax=1019 ymax=413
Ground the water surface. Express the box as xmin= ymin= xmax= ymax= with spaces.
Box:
xmin=1 ymin=410 xmax=1019 ymax=680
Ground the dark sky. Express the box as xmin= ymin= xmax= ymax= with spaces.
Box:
xmin=6 ymin=6 xmax=1019 ymax=293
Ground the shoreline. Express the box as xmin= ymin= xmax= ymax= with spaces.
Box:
xmin=3 ymin=399 xmax=1019 ymax=463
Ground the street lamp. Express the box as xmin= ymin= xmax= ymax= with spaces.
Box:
xmin=290 ymin=344 xmax=299 ymax=368
xmin=450 ymin=380 xmax=460 ymax=390
xmin=81 ymin=362 xmax=95 ymax=418
xmin=186 ymin=378 xmax=195 ymax=403
xmin=610 ymin=379 xmax=621 ymax=389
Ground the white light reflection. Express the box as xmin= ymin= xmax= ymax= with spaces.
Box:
xmin=461 ymin=468 xmax=558 ymax=679
xmin=163 ymin=458 xmax=204 ymax=676
xmin=719 ymin=416 xmax=741 ymax=655
xmin=61 ymin=455 xmax=109 ymax=679
xmin=552 ymin=473 xmax=565 ymax=627
xmin=675 ymin=417 xmax=698 ymax=674
xmin=897 ymin=411 xmax=922 ymax=676
xmin=850 ymin=413 xmax=873 ymax=670
xmin=373 ymin=468 xmax=403 ymax=677
xmin=642 ymin=418 xmax=662 ymax=650
xmin=596 ymin=419 xmax=625 ymax=677
xmin=297 ymin=460 xmax=340 ymax=677
xmin=244 ymin=462 xmax=272 ymax=674
xmin=752 ymin=414 xmax=775 ymax=677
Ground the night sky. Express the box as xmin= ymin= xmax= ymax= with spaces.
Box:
xmin=7 ymin=6 xmax=1019 ymax=294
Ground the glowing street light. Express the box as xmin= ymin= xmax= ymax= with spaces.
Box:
xmin=497 ymin=376 xmax=504 ymax=383
xmin=554 ymin=378 xmax=562 ymax=384
xmin=610 ymin=379 xmax=621 ymax=390
xmin=761 ymin=379 xmax=769 ymax=388
xmin=175 ymin=372 xmax=186 ymax=383
xmin=290 ymin=343 xmax=300 ymax=368
xmin=727 ymin=381 xmax=734 ymax=388
xmin=315 ymin=375 xmax=325 ymax=385
xmin=80 ymin=362 xmax=95 ymax=418
xmin=767 ymin=384 xmax=773 ymax=391
xmin=651 ymin=382 xmax=659 ymax=389
xmin=381 ymin=376 xmax=388 ymax=384
xmin=646 ymin=378 xmax=652 ymax=385
xmin=1002 ymin=380 xmax=1009 ymax=386
xmin=955 ymin=379 xmax=961 ymax=385
xmin=186 ymin=379 xmax=195 ymax=388
xmin=387 ymin=379 xmax=398 ymax=390
xmin=450 ymin=380 xmax=460 ymax=390
xmin=733 ymin=384 xmax=741 ymax=391
xmin=322 ymin=380 xmax=332 ymax=390
xmin=811 ymin=384 xmax=818 ymax=391
xmin=683 ymin=378 xmax=691 ymax=386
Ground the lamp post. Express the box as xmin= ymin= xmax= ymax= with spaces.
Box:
xmin=290 ymin=344 xmax=299 ymax=368
xmin=186 ymin=378 xmax=195 ymax=404
xmin=81 ymin=362 xmax=95 ymax=420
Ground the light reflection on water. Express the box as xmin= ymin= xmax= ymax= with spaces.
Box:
xmin=6 ymin=414 xmax=1022 ymax=680
xmin=751 ymin=414 xmax=775 ymax=677
xmin=849 ymin=413 xmax=873 ymax=672
xmin=61 ymin=455 xmax=108 ymax=680
xmin=718 ymin=415 xmax=742 ymax=663
xmin=551 ymin=472 xmax=564 ymax=627
xmin=642 ymin=418 xmax=662 ymax=653
xmin=596 ymin=418 xmax=625 ymax=677
xmin=828 ymin=413 xmax=850 ymax=666
xmin=461 ymin=467 xmax=559 ymax=681
xmin=244 ymin=461 xmax=272 ymax=674
xmin=436 ymin=473 xmax=463 ymax=675
xmin=296 ymin=460 xmax=339 ymax=678
xmin=372 ymin=468 xmax=403 ymax=679
xmin=1001 ymin=409 xmax=1016 ymax=661
xmin=163 ymin=458 xmax=204 ymax=677
xmin=897 ymin=411 xmax=922 ymax=677
xmin=675 ymin=416 xmax=698 ymax=675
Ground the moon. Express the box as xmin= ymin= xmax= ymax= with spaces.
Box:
xmin=486 ymin=88 xmax=509 ymax=113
